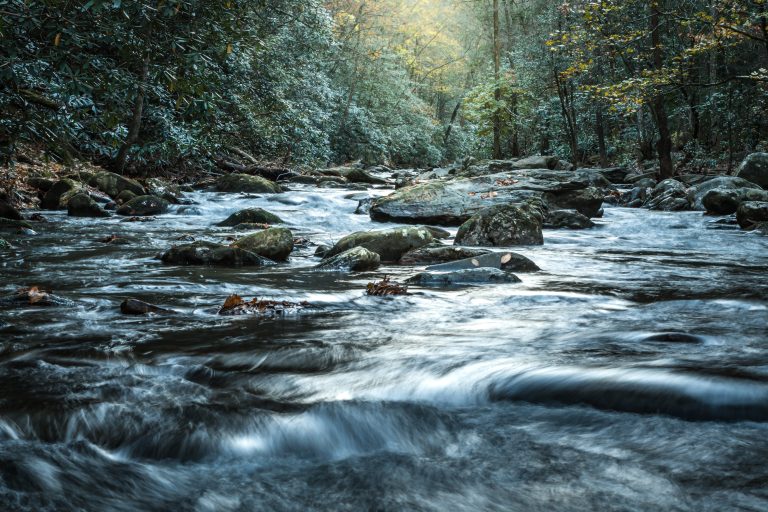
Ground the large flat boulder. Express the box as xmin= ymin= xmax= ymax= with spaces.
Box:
xmin=399 ymin=244 xmax=491 ymax=265
xmin=426 ymin=251 xmax=540 ymax=273
xmin=369 ymin=170 xmax=603 ymax=226
xmin=161 ymin=241 xmax=271 ymax=266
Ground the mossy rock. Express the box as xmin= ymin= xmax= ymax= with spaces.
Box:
xmin=455 ymin=199 xmax=544 ymax=246
xmin=218 ymin=208 xmax=284 ymax=227
xmin=316 ymin=246 xmax=381 ymax=271
xmin=215 ymin=174 xmax=283 ymax=194
xmin=89 ymin=171 xmax=146 ymax=199
xmin=67 ymin=193 xmax=110 ymax=218
xmin=233 ymin=227 xmax=294 ymax=261
xmin=161 ymin=241 xmax=272 ymax=267
xmin=324 ymin=226 xmax=435 ymax=263
xmin=41 ymin=179 xmax=81 ymax=210
xmin=116 ymin=195 xmax=169 ymax=216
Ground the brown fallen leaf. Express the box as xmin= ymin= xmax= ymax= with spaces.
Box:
xmin=16 ymin=286 xmax=50 ymax=304
xmin=218 ymin=294 xmax=310 ymax=316
xmin=495 ymin=178 xmax=519 ymax=187
xmin=366 ymin=276 xmax=408 ymax=296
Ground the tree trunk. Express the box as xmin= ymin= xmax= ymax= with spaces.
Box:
xmin=492 ymin=0 xmax=502 ymax=159
xmin=650 ymin=2 xmax=674 ymax=179
xmin=114 ymin=53 xmax=150 ymax=175
xmin=596 ymin=108 xmax=608 ymax=167
xmin=443 ymin=101 xmax=462 ymax=145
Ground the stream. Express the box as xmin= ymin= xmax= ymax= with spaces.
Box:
xmin=1 ymin=182 xmax=768 ymax=511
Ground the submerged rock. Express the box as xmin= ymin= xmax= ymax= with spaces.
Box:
xmin=702 ymin=188 xmax=768 ymax=215
xmin=323 ymin=226 xmax=435 ymax=262
xmin=120 ymin=299 xmax=176 ymax=315
xmin=161 ymin=241 xmax=272 ymax=266
xmin=218 ymin=294 xmax=310 ymax=316
xmin=233 ymin=227 xmax=294 ymax=261
xmin=67 ymin=193 xmax=110 ymax=217
xmin=216 ymin=173 xmax=283 ymax=194
xmin=736 ymin=153 xmax=768 ymax=189
xmin=316 ymin=246 xmax=381 ymax=271
xmin=399 ymin=244 xmax=491 ymax=265
xmin=116 ymin=195 xmax=169 ymax=216
xmin=0 ymin=218 xmax=34 ymax=231
xmin=544 ymin=209 xmax=595 ymax=229
xmin=454 ymin=199 xmax=544 ymax=246
xmin=736 ymin=201 xmax=768 ymax=229
xmin=426 ymin=251 xmax=540 ymax=273
xmin=217 ymin=208 xmax=284 ymax=227
xmin=406 ymin=268 xmax=521 ymax=286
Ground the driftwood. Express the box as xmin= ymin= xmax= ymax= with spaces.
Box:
xmin=214 ymin=148 xmax=292 ymax=181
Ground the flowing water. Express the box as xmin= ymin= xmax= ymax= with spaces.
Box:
xmin=1 ymin=182 xmax=767 ymax=511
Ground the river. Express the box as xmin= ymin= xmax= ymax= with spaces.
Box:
xmin=1 ymin=182 xmax=767 ymax=511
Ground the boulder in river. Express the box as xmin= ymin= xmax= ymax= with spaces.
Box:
xmin=736 ymin=201 xmax=768 ymax=229
xmin=426 ymin=251 xmax=540 ymax=273
xmin=688 ymin=176 xmax=762 ymax=210
xmin=343 ymin=168 xmax=388 ymax=185
xmin=115 ymin=189 xmax=138 ymax=204
xmin=0 ymin=193 xmax=21 ymax=221
xmin=369 ymin=170 xmax=603 ymax=225
xmin=215 ymin=173 xmax=283 ymax=194
xmin=89 ymin=171 xmax=146 ymax=199
xmin=120 ymin=298 xmax=176 ymax=315
xmin=161 ymin=241 xmax=273 ymax=266
xmin=217 ymin=208 xmax=284 ymax=227
xmin=41 ymin=179 xmax=80 ymax=209
xmin=67 ymin=193 xmax=111 ymax=217
xmin=736 ymin=153 xmax=768 ymax=189
xmin=233 ymin=227 xmax=294 ymax=261
xmin=323 ymin=226 xmax=435 ymax=262
xmin=116 ymin=195 xmax=169 ymax=216
xmin=399 ymin=243 xmax=491 ymax=265
xmin=454 ymin=199 xmax=544 ymax=246
xmin=644 ymin=179 xmax=691 ymax=211
xmin=405 ymin=268 xmax=521 ymax=286
xmin=544 ymin=209 xmax=595 ymax=229
xmin=702 ymin=188 xmax=768 ymax=215
xmin=316 ymin=246 xmax=381 ymax=271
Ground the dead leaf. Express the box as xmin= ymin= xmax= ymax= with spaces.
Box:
xmin=366 ymin=277 xmax=408 ymax=296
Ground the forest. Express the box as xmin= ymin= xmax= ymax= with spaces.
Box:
xmin=1 ymin=2 xmax=768 ymax=512
xmin=2 ymin=0 xmax=766 ymax=176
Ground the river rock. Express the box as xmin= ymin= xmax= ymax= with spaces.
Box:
xmin=343 ymin=168 xmax=388 ymax=185
xmin=323 ymin=226 xmax=435 ymax=262
xmin=115 ymin=189 xmax=138 ymax=204
xmin=454 ymin=199 xmax=544 ymax=246
xmin=217 ymin=208 xmax=284 ymax=227
xmin=89 ymin=171 xmax=146 ymax=199
xmin=233 ymin=227 xmax=294 ymax=261
xmin=116 ymin=195 xmax=169 ymax=216
xmin=688 ymin=176 xmax=762 ymax=210
xmin=702 ymin=188 xmax=768 ymax=215
xmin=643 ymin=179 xmax=691 ymax=211
xmin=0 ymin=193 xmax=21 ymax=221
xmin=736 ymin=201 xmax=768 ymax=229
xmin=0 ymin=218 xmax=34 ymax=231
xmin=736 ymin=153 xmax=768 ymax=189
xmin=67 ymin=193 xmax=110 ymax=217
xmin=426 ymin=251 xmax=540 ymax=273
xmin=161 ymin=241 xmax=272 ymax=266
xmin=316 ymin=246 xmax=381 ymax=271
xmin=216 ymin=173 xmax=283 ymax=193
xmin=369 ymin=170 xmax=602 ymax=225
xmin=120 ymin=298 xmax=176 ymax=315
xmin=544 ymin=209 xmax=595 ymax=229
xmin=399 ymin=244 xmax=491 ymax=265
xmin=355 ymin=198 xmax=373 ymax=215
xmin=41 ymin=179 xmax=81 ymax=209
xmin=405 ymin=268 xmax=521 ymax=286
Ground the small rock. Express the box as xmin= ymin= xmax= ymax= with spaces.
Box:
xmin=120 ymin=298 xmax=176 ymax=315
xmin=316 ymin=246 xmax=381 ymax=271
xmin=217 ymin=208 xmax=284 ymax=227
xmin=544 ymin=209 xmax=595 ymax=229
xmin=399 ymin=244 xmax=491 ymax=265
xmin=406 ymin=268 xmax=521 ymax=286
xmin=116 ymin=195 xmax=169 ymax=216
xmin=426 ymin=251 xmax=540 ymax=273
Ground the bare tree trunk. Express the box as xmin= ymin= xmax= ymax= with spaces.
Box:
xmin=492 ymin=0 xmax=502 ymax=159
xmin=650 ymin=2 xmax=674 ymax=179
xmin=114 ymin=53 xmax=150 ymax=175
xmin=443 ymin=101 xmax=462 ymax=145
xmin=596 ymin=108 xmax=608 ymax=167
